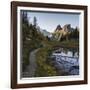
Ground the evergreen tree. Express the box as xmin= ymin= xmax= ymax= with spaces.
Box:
xmin=33 ymin=16 xmax=37 ymax=27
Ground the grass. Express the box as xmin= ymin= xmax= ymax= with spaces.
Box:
xmin=35 ymin=47 xmax=57 ymax=77
xmin=35 ymin=39 xmax=79 ymax=77
xmin=22 ymin=37 xmax=79 ymax=76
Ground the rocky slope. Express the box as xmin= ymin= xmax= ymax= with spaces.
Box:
xmin=53 ymin=24 xmax=76 ymax=41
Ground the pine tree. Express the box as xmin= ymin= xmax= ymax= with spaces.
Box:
xmin=33 ymin=16 xmax=37 ymax=27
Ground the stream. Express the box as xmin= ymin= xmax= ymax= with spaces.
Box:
xmin=51 ymin=47 xmax=79 ymax=76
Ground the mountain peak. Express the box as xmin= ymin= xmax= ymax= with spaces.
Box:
xmin=55 ymin=25 xmax=62 ymax=32
xmin=40 ymin=29 xmax=52 ymax=37
xmin=63 ymin=24 xmax=71 ymax=32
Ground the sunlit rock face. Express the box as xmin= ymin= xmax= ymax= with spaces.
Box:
xmin=63 ymin=24 xmax=71 ymax=32
xmin=55 ymin=24 xmax=62 ymax=32
xmin=53 ymin=24 xmax=75 ymax=41
xmin=55 ymin=24 xmax=71 ymax=32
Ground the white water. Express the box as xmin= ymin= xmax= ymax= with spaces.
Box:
xmin=51 ymin=48 xmax=79 ymax=75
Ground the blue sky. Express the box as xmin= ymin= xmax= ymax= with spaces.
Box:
xmin=26 ymin=11 xmax=79 ymax=32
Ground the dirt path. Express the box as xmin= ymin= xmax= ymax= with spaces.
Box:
xmin=28 ymin=49 xmax=39 ymax=77
xmin=22 ymin=49 xmax=39 ymax=77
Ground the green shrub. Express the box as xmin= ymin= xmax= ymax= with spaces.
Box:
xmin=35 ymin=47 xmax=57 ymax=77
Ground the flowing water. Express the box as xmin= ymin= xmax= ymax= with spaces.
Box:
xmin=51 ymin=48 xmax=79 ymax=76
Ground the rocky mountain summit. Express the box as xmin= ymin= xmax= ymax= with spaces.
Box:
xmin=38 ymin=24 xmax=79 ymax=41
xmin=55 ymin=24 xmax=74 ymax=33
xmin=55 ymin=25 xmax=62 ymax=32
xmin=53 ymin=24 xmax=78 ymax=41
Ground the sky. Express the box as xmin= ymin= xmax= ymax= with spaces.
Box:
xmin=26 ymin=11 xmax=80 ymax=32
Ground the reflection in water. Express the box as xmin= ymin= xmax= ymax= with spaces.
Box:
xmin=51 ymin=48 xmax=79 ymax=76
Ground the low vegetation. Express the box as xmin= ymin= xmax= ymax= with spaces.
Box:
xmin=21 ymin=11 xmax=79 ymax=77
xmin=35 ymin=47 xmax=57 ymax=77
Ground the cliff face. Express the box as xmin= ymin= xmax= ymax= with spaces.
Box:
xmin=53 ymin=24 xmax=75 ymax=41
xmin=55 ymin=25 xmax=62 ymax=32
xmin=36 ymin=24 xmax=79 ymax=41
xmin=55 ymin=24 xmax=72 ymax=33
